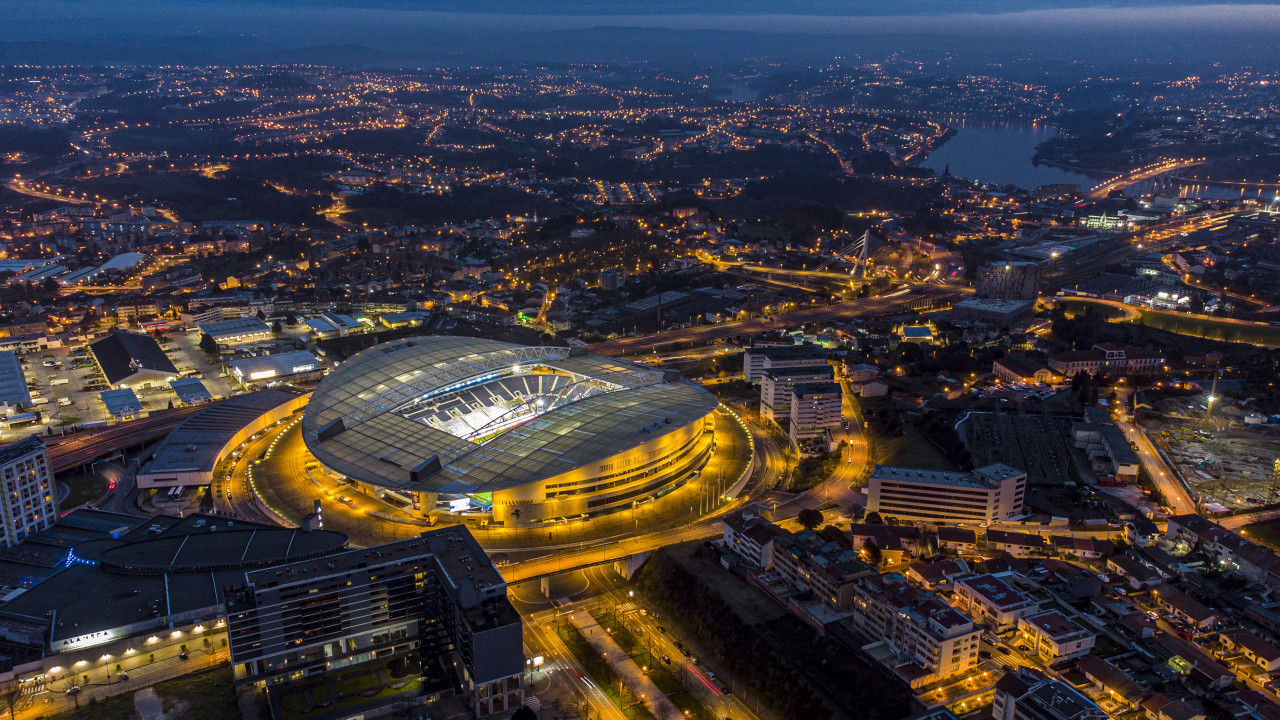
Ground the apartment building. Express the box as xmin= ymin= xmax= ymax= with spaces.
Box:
xmin=953 ymin=574 xmax=1038 ymax=631
xmin=226 ymin=526 xmax=523 ymax=718
xmin=976 ymin=262 xmax=1041 ymax=300
xmin=0 ymin=437 xmax=59 ymax=548
xmin=760 ymin=365 xmax=834 ymax=422
xmin=788 ymin=382 xmax=843 ymax=448
xmin=1016 ymin=611 xmax=1095 ymax=665
xmin=722 ymin=510 xmax=786 ymax=570
xmin=867 ymin=463 xmax=1026 ymax=524
xmin=743 ymin=344 xmax=828 ymax=383
xmin=849 ymin=572 xmax=982 ymax=688
xmin=773 ymin=530 xmax=874 ymax=610
xmin=993 ymin=668 xmax=1107 ymax=720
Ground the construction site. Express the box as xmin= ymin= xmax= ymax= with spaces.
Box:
xmin=1151 ymin=423 xmax=1280 ymax=511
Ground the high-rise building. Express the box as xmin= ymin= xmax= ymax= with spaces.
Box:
xmin=0 ymin=437 xmax=58 ymax=547
xmin=227 ymin=526 xmax=523 ymax=718
xmin=867 ymin=463 xmax=1026 ymax=525
xmin=788 ymin=382 xmax=843 ymax=448
xmin=760 ymin=366 xmax=834 ymax=422
xmin=742 ymin=344 xmax=828 ymax=383
xmin=976 ymin=262 xmax=1041 ymax=300
xmin=597 ymin=268 xmax=626 ymax=291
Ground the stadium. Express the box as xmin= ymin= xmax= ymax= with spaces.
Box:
xmin=300 ymin=335 xmax=722 ymax=527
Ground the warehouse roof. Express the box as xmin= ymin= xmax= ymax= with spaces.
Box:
xmin=89 ymin=331 xmax=178 ymax=386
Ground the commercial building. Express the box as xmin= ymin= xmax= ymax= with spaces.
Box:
xmin=788 ymin=382 xmax=843 ymax=450
xmin=742 ymin=344 xmax=827 ymax=383
xmin=1016 ymin=611 xmax=1095 ymax=665
xmin=227 ymin=526 xmax=523 ymax=718
xmin=760 ymin=365 xmax=834 ymax=422
xmin=0 ymin=351 xmax=30 ymax=414
xmin=197 ymin=317 xmax=272 ymax=345
xmin=0 ymin=437 xmax=58 ymax=548
xmin=849 ymin=572 xmax=982 ymax=688
xmin=168 ymin=377 xmax=212 ymax=406
xmin=1048 ymin=343 xmax=1164 ymax=377
xmin=953 ymin=574 xmax=1038 ymax=631
xmin=866 ymin=463 xmax=1027 ymax=524
xmin=977 ymin=261 xmax=1041 ymax=300
xmin=951 ymin=297 xmax=1035 ymax=326
xmin=137 ymin=388 xmax=308 ymax=489
xmin=304 ymin=312 xmax=364 ymax=339
xmin=89 ymin=331 xmax=179 ymax=389
xmin=992 ymin=354 xmax=1059 ymax=385
xmin=229 ymin=350 xmax=323 ymax=388
xmin=302 ymin=336 xmax=719 ymax=527
xmin=993 ymin=668 xmax=1107 ymax=720
xmin=0 ymin=511 xmax=347 ymax=682
xmin=100 ymin=388 xmax=143 ymax=421
xmin=772 ymin=530 xmax=875 ymax=610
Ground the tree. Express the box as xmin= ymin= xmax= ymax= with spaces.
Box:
xmin=797 ymin=508 xmax=823 ymax=531
xmin=864 ymin=511 xmax=884 ymax=525
xmin=256 ymin=309 xmax=266 ymax=320
xmin=271 ymin=320 xmax=283 ymax=334
xmin=861 ymin=539 xmax=883 ymax=567
xmin=198 ymin=333 xmax=219 ymax=356
xmin=511 ymin=706 xmax=538 ymax=720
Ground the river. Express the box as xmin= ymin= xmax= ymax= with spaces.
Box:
xmin=920 ymin=123 xmax=1098 ymax=190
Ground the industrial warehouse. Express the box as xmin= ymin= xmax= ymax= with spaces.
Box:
xmin=300 ymin=336 xmax=722 ymax=527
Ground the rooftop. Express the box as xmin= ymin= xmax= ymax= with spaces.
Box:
xmin=871 ymin=462 xmax=1025 ymax=489
xmin=89 ymin=331 xmax=178 ymax=386
xmin=139 ymin=388 xmax=306 ymax=478
xmin=229 ymin=351 xmax=321 ymax=381
xmin=0 ymin=351 xmax=30 ymax=407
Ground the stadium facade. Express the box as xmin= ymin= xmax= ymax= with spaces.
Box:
xmin=301 ymin=336 xmax=720 ymax=527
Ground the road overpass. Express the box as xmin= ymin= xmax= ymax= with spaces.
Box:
xmin=43 ymin=404 xmax=209 ymax=472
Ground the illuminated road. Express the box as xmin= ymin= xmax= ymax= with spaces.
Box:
xmin=44 ymin=405 xmax=208 ymax=472
xmin=590 ymin=287 xmax=954 ymax=356
xmin=1114 ymin=415 xmax=1196 ymax=515
xmin=1086 ymin=158 xmax=1205 ymax=199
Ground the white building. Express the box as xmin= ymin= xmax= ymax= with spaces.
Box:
xmin=0 ymin=437 xmax=59 ymax=547
xmin=788 ymin=382 xmax=843 ymax=449
xmin=867 ymin=463 xmax=1026 ymax=525
xmin=953 ymin=573 xmax=1038 ymax=631
xmin=1016 ymin=611 xmax=1095 ymax=665
xmin=743 ymin=344 xmax=827 ymax=383
xmin=760 ymin=366 xmax=833 ymax=422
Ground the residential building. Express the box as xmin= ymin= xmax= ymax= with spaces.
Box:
xmin=985 ymin=530 xmax=1048 ymax=558
xmin=849 ymin=572 xmax=982 ymax=688
xmin=1107 ymin=553 xmax=1164 ymax=590
xmin=1016 ymin=611 xmax=1095 ymax=665
xmin=937 ymin=527 xmax=978 ymax=555
xmin=1077 ymin=655 xmax=1146 ymax=711
xmin=788 ymin=382 xmax=843 ymax=449
xmin=722 ymin=511 xmax=785 ymax=570
xmin=907 ymin=558 xmax=970 ymax=590
xmin=772 ymin=530 xmax=875 ymax=610
xmin=597 ymin=268 xmax=626 ymax=291
xmin=993 ymin=668 xmax=1107 ymax=720
xmin=227 ymin=526 xmax=524 ymax=718
xmin=867 ymin=463 xmax=1027 ymax=524
xmin=1218 ymin=629 xmax=1280 ymax=673
xmin=760 ymin=365 xmax=834 ymax=422
xmin=977 ymin=262 xmax=1041 ymax=300
xmin=0 ymin=437 xmax=58 ymax=547
xmin=742 ymin=344 xmax=827 ymax=383
xmin=1150 ymin=585 xmax=1219 ymax=630
xmin=953 ymin=573 xmax=1038 ymax=631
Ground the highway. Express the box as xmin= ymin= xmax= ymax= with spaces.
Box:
xmin=1086 ymin=158 xmax=1206 ymax=199
xmin=43 ymin=404 xmax=208 ymax=472
xmin=590 ymin=286 xmax=953 ymax=356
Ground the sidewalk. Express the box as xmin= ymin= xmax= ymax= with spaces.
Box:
xmin=569 ymin=612 xmax=683 ymax=720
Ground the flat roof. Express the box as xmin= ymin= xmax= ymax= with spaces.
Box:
xmin=198 ymin=317 xmax=271 ymax=340
xmin=872 ymin=462 xmax=1024 ymax=489
xmin=0 ymin=351 xmax=30 ymax=407
xmin=229 ymin=351 xmax=320 ymax=380
xmin=98 ymin=252 xmax=146 ymax=272
xmin=0 ymin=436 xmax=44 ymax=467
xmin=302 ymin=336 xmax=718 ymax=494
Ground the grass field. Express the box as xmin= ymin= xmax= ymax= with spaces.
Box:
xmin=1058 ymin=297 xmax=1280 ymax=346
xmin=664 ymin=541 xmax=786 ymax=626
xmin=1242 ymin=518 xmax=1280 ymax=551
xmin=155 ymin=666 xmax=241 ymax=720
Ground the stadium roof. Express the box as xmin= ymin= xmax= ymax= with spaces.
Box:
xmin=302 ymin=336 xmax=718 ymax=494
xmin=89 ymin=331 xmax=178 ymax=386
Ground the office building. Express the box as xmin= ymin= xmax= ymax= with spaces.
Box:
xmin=788 ymin=382 xmax=843 ymax=449
xmin=976 ymin=262 xmax=1041 ymax=300
xmin=760 ymin=365 xmax=834 ymax=422
xmin=226 ymin=526 xmax=524 ymax=718
xmin=866 ymin=463 xmax=1026 ymax=524
xmin=849 ymin=572 xmax=982 ymax=688
xmin=743 ymin=344 xmax=827 ymax=383
xmin=0 ymin=437 xmax=58 ymax=547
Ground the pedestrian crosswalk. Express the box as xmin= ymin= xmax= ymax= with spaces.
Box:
xmin=525 ymin=695 xmax=542 ymax=712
